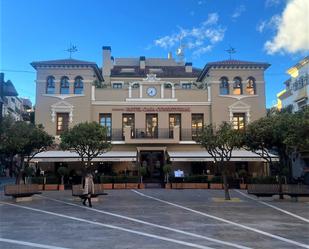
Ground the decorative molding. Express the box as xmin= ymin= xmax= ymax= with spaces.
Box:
xmin=91 ymin=86 xmax=95 ymax=101
xmin=92 ymin=101 xmax=211 ymax=106
xmin=219 ymin=94 xmax=258 ymax=100
xmin=228 ymin=101 xmax=251 ymax=123
xmin=42 ymin=94 xmax=85 ymax=100
xmin=143 ymin=74 xmax=161 ymax=82
xmin=126 ymin=98 xmax=178 ymax=102
xmin=50 ymin=101 xmax=74 ymax=123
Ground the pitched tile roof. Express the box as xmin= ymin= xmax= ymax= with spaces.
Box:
xmin=197 ymin=59 xmax=270 ymax=82
xmin=30 ymin=59 xmax=103 ymax=81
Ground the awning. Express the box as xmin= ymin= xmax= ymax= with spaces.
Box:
xmin=168 ymin=150 xmax=278 ymax=162
xmin=31 ymin=150 xmax=137 ymax=163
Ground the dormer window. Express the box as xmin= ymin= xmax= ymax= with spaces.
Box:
xmin=46 ymin=76 xmax=55 ymax=94
xmin=246 ymin=77 xmax=256 ymax=95
xmin=182 ymin=83 xmax=192 ymax=89
xmin=112 ymin=83 xmax=123 ymax=89
xmin=220 ymin=77 xmax=229 ymax=95
xmin=60 ymin=76 xmax=70 ymax=94
xmin=233 ymin=77 xmax=242 ymax=95
xmin=74 ymin=76 xmax=83 ymax=94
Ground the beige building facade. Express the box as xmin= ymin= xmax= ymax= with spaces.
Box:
xmin=31 ymin=46 xmax=271 ymax=183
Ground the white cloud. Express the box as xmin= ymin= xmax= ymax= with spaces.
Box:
xmin=197 ymin=0 xmax=205 ymax=5
xmin=265 ymin=0 xmax=309 ymax=54
xmin=265 ymin=0 xmax=282 ymax=7
xmin=153 ymin=12 xmax=225 ymax=57
xmin=192 ymin=45 xmax=213 ymax=57
xmin=257 ymin=15 xmax=281 ymax=33
xmin=231 ymin=5 xmax=246 ymax=19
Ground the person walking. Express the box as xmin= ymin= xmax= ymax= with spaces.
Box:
xmin=82 ymin=173 xmax=95 ymax=207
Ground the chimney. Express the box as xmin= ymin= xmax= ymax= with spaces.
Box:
xmin=102 ymin=46 xmax=112 ymax=77
xmin=185 ymin=62 xmax=192 ymax=73
xmin=140 ymin=56 xmax=146 ymax=70
xmin=167 ymin=52 xmax=172 ymax=60
xmin=111 ymin=56 xmax=114 ymax=69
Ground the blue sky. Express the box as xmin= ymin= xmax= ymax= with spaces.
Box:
xmin=1 ymin=0 xmax=308 ymax=107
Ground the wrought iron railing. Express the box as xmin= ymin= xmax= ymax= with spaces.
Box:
xmin=133 ymin=128 xmax=171 ymax=139
xmin=181 ymin=128 xmax=202 ymax=141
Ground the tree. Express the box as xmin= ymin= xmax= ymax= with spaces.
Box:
xmin=60 ymin=122 xmax=111 ymax=175
xmin=57 ymin=167 xmax=69 ymax=185
xmin=197 ymin=122 xmax=242 ymax=200
xmin=243 ymin=110 xmax=305 ymax=198
xmin=1 ymin=120 xmax=53 ymax=184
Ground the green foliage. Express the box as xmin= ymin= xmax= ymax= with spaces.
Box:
xmin=163 ymin=164 xmax=172 ymax=174
xmin=184 ymin=175 xmax=208 ymax=183
xmin=31 ymin=176 xmax=44 ymax=184
xmin=60 ymin=122 xmax=111 ymax=172
xmin=210 ymin=176 xmax=223 ymax=183
xmin=238 ymin=169 xmax=247 ymax=178
xmin=139 ymin=166 xmax=147 ymax=176
xmin=249 ymin=176 xmax=277 ymax=184
xmin=100 ymin=175 xmax=113 ymax=183
xmin=45 ymin=175 xmax=58 ymax=184
xmin=24 ymin=167 xmax=35 ymax=177
xmin=197 ymin=122 xmax=243 ymax=163
xmin=57 ymin=167 xmax=69 ymax=176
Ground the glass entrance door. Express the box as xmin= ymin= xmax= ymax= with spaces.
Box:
xmin=140 ymin=151 xmax=164 ymax=182
xmin=146 ymin=114 xmax=158 ymax=138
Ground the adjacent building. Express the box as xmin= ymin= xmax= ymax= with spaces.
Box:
xmin=31 ymin=46 xmax=272 ymax=183
xmin=277 ymin=56 xmax=309 ymax=182
xmin=277 ymin=56 xmax=309 ymax=112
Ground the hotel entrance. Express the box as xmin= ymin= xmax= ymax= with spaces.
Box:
xmin=140 ymin=151 xmax=164 ymax=182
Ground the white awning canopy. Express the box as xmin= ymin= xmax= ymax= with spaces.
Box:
xmin=31 ymin=151 xmax=137 ymax=163
xmin=168 ymin=150 xmax=278 ymax=162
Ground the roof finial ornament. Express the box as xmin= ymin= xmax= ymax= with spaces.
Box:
xmin=66 ymin=43 xmax=78 ymax=59
xmin=225 ymin=46 xmax=236 ymax=60
xmin=176 ymin=38 xmax=185 ymax=64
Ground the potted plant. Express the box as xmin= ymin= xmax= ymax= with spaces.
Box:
xmin=24 ymin=166 xmax=35 ymax=184
xmin=209 ymin=176 xmax=223 ymax=189
xmin=163 ymin=164 xmax=172 ymax=188
xmin=139 ymin=166 xmax=147 ymax=189
xmin=238 ymin=169 xmax=247 ymax=189
xmin=57 ymin=167 xmax=69 ymax=191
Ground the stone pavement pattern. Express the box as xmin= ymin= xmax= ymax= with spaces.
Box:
xmin=0 ymin=189 xmax=308 ymax=249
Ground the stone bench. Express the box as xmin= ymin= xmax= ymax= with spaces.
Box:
xmin=247 ymin=184 xmax=309 ymax=199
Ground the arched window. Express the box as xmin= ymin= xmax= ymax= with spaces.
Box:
xmin=74 ymin=76 xmax=83 ymax=94
xmin=246 ymin=77 xmax=256 ymax=95
xmin=60 ymin=76 xmax=70 ymax=94
xmin=46 ymin=76 xmax=55 ymax=94
xmin=233 ymin=77 xmax=242 ymax=95
xmin=219 ymin=77 xmax=229 ymax=95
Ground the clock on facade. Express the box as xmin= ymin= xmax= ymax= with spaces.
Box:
xmin=147 ymin=87 xmax=157 ymax=97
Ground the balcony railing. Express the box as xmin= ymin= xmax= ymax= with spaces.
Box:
xmin=106 ymin=128 xmax=123 ymax=141
xmin=133 ymin=128 xmax=171 ymax=139
xmin=181 ymin=128 xmax=202 ymax=141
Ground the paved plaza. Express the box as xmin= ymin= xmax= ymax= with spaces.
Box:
xmin=0 ymin=189 xmax=308 ymax=249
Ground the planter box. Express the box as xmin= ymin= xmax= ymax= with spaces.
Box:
xmin=193 ymin=183 xmax=209 ymax=189
xmin=209 ymin=183 xmax=223 ymax=189
xmin=44 ymin=184 xmax=59 ymax=191
xmin=113 ymin=183 xmax=126 ymax=189
xmin=165 ymin=183 xmax=171 ymax=189
xmin=58 ymin=184 xmax=65 ymax=191
xmin=101 ymin=183 xmax=113 ymax=190
xmin=240 ymin=184 xmax=247 ymax=189
xmin=139 ymin=183 xmax=145 ymax=189
xmin=126 ymin=183 xmax=139 ymax=189
xmin=171 ymin=183 xmax=183 ymax=189
xmin=38 ymin=185 xmax=44 ymax=191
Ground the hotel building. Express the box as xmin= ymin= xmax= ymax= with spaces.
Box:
xmin=31 ymin=46 xmax=271 ymax=182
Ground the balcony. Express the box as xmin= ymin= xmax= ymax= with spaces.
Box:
xmin=123 ymin=126 xmax=180 ymax=144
